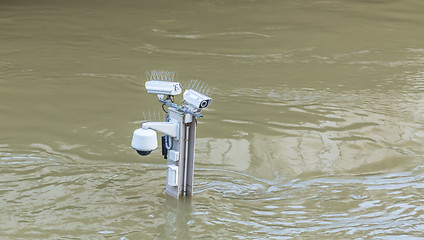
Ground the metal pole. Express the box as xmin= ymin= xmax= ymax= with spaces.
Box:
xmin=183 ymin=124 xmax=189 ymax=196
xmin=165 ymin=108 xmax=185 ymax=199
xmin=185 ymin=115 xmax=196 ymax=197
xmin=164 ymin=109 xmax=197 ymax=199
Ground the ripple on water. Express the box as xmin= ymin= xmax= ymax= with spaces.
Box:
xmin=213 ymin=85 xmax=424 ymax=180
xmin=0 ymin=144 xmax=168 ymax=239
xmin=1 ymin=144 xmax=424 ymax=238
xmin=190 ymin=167 xmax=424 ymax=238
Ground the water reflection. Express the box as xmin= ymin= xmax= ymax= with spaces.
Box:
xmin=210 ymin=79 xmax=423 ymax=178
xmin=157 ymin=197 xmax=193 ymax=240
xmin=196 ymin=138 xmax=250 ymax=172
xmin=192 ymin=166 xmax=424 ymax=238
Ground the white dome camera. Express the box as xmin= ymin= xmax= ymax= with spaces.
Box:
xmin=131 ymin=128 xmax=158 ymax=156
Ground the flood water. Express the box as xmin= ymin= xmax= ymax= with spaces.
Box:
xmin=1 ymin=0 xmax=424 ymax=239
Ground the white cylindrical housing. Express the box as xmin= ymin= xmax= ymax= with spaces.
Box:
xmin=131 ymin=128 xmax=158 ymax=153
xmin=183 ymin=89 xmax=212 ymax=109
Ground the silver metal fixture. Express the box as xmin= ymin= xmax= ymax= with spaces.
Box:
xmin=131 ymin=70 xmax=213 ymax=199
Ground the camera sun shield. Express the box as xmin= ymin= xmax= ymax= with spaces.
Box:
xmin=145 ymin=81 xmax=182 ymax=96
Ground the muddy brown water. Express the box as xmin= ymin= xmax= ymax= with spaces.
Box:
xmin=1 ymin=0 xmax=424 ymax=239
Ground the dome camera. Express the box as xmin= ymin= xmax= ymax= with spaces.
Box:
xmin=135 ymin=150 xmax=153 ymax=156
xmin=131 ymin=128 xmax=158 ymax=156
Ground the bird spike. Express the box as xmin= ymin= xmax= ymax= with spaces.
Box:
xmin=209 ymin=87 xmax=216 ymax=97
xmin=146 ymin=70 xmax=176 ymax=82
xmin=205 ymin=85 xmax=212 ymax=96
xmin=202 ymin=84 xmax=209 ymax=95
xmin=143 ymin=112 xmax=147 ymax=123
xmin=189 ymin=79 xmax=197 ymax=90
xmin=199 ymin=82 xmax=205 ymax=94
xmin=195 ymin=80 xmax=202 ymax=92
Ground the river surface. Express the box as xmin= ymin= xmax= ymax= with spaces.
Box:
xmin=1 ymin=0 xmax=424 ymax=239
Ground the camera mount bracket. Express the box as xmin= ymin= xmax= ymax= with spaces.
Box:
xmin=142 ymin=121 xmax=180 ymax=140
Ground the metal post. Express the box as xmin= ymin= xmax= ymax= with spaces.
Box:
xmin=165 ymin=108 xmax=197 ymax=199
xmin=183 ymin=124 xmax=189 ymax=195
xmin=185 ymin=115 xmax=196 ymax=197
xmin=165 ymin=108 xmax=184 ymax=199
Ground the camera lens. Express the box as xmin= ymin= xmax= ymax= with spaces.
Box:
xmin=200 ymin=100 xmax=208 ymax=108
xmin=136 ymin=150 xmax=152 ymax=156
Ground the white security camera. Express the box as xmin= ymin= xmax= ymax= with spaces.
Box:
xmin=145 ymin=81 xmax=182 ymax=96
xmin=131 ymin=128 xmax=158 ymax=156
xmin=131 ymin=121 xmax=179 ymax=156
xmin=183 ymin=89 xmax=212 ymax=110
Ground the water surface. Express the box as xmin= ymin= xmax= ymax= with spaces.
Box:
xmin=1 ymin=0 xmax=424 ymax=239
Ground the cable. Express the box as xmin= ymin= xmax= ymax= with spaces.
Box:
xmin=161 ymin=104 xmax=168 ymax=114
xmin=164 ymin=135 xmax=173 ymax=150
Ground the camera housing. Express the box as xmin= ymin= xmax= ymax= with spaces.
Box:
xmin=183 ymin=89 xmax=212 ymax=110
xmin=131 ymin=128 xmax=158 ymax=156
xmin=145 ymin=81 xmax=182 ymax=96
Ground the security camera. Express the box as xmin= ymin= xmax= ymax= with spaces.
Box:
xmin=131 ymin=128 xmax=158 ymax=156
xmin=145 ymin=81 xmax=182 ymax=96
xmin=183 ymin=89 xmax=212 ymax=110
